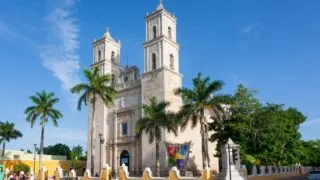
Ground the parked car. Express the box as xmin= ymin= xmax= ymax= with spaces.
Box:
xmin=308 ymin=170 xmax=320 ymax=180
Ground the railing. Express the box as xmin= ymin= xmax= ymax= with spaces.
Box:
xmin=245 ymin=165 xmax=310 ymax=179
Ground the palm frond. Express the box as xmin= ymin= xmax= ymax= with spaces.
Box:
xmin=25 ymin=91 xmax=63 ymax=128
xmin=71 ymin=83 xmax=91 ymax=94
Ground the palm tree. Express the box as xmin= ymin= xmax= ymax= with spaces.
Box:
xmin=71 ymin=67 xmax=117 ymax=174
xmin=175 ymin=73 xmax=233 ymax=169
xmin=0 ymin=121 xmax=23 ymax=163
xmin=24 ymin=91 xmax=63 ymax=168
xmin=135 ymin=97 xmax=178 ymax=177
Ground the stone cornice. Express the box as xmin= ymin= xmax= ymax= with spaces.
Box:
xmin=142 ymin=67 xmax=183 ymax=78
xmin=93 ymin=37 xmax=120 ymax=47
xmin=91 ymin=59 xmax=122 ymax=68
xmin=143 ymin=35 xmax=179 ymax=49
xmin=145 ymin=9 xmax=176 ymax=22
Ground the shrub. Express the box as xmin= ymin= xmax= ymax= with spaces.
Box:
xmin=242 ymin=154 xmax=256 ymax=168
xmin=13 ymin=163 xmax=30 ymax=174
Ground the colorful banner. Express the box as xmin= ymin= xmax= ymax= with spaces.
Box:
xmin=165 ymin=141 xmax=191 ymax=170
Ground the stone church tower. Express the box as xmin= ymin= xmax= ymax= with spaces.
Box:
xmin=88 ymin=30 xmax=122 ymax=174
xmin=141 ymin=1 xmax=183 ymax=173
xmin=87 ymin=1 xmax=219 ymax=175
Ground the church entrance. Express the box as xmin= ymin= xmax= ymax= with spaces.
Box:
xmin=120 ymin=150 xmax=130 ymax=169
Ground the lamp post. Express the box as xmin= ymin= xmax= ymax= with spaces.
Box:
xmin=228 ymin=144 xmax=232 ymax=180
xmin=98 ymin=133 xmax=105 ymax=173
xmin=33 ymin=144 xmax=37 ymax=176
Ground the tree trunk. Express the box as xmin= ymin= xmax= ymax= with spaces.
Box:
xmin=1 ymin=142 xmax=6 ymax=164
xmin=39 ymin=124 xmax=45 ymax=168
xmin=201 ymin=123 xmax=207 ymax=169
xmin=205 ymin=124 xmax=211 ymax=168
xmin=91 ymin=100 xmax=96 ymax=175
xmin=156 ymin=138 xmax=160 ymax=177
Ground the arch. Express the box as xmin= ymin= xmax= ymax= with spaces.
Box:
xmin=153 ymin=26 xmax=157 ymax=39
xmin=120 ymin=150 xmax=130 ymax=169
xmin=170 ymin=54 xmax=174 ymax=70
xmin=152 ymin=53 xmax=157 ymax=70
xmin=168 ymin=26 xmax=172 ymax=39
xmin=111 ymin=51 xmax=115 ymax=63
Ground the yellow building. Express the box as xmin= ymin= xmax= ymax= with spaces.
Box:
xmin=2 ymin=149 xmax=85 ymax=177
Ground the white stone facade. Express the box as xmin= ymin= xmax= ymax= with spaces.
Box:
xmin=87 ymin=2 xmax=219 ymax=175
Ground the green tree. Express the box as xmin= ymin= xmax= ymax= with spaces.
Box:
xmin=135 ymin=97 xmax=178 ymax=177
xmin=13 ymin=163 xmax=30 ymax=174
xmin=70 ymin=145 xmax=84 ymax=160
xmin=210 ymin=84 xmax=307 ymax=166
xmin=210 ymin=84 xmax=262 ymax=159
xmin=0 ymin=121 xmax=23 ymax=163
xmin=175 ymin=73 xmax=232 ymax=168
xmin=43 ymin=143 xmax=71 ymax=160
xmin=71 ymin=67 xmax=117 ymax=174
xmin=24 ymin=91 xmax=63 ymax=168
xmin=299 ymin=140 xmax=320 ymax=166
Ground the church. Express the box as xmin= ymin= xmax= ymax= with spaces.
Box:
xmin=87 ymin=1 xmax=219 ymax=175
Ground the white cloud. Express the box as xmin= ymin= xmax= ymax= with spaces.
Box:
xmin=301 ymin=118 xmax=320 ymax=126
xmin=242 ymin=23 xmax=260 ymax=34
xmin=41 ymin=0 xmax=80 ymax=108
xmin=0 ymin=17 xmax=36 ymax=45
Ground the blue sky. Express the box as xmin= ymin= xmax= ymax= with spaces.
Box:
xmin=0 ymin=0 xmax=319 ymax=151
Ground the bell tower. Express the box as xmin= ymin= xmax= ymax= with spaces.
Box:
xmin=141 ymin=1 xmax=183 ymax=173
xmin=143 ymin=1 xmax=179 ymax=73
xmin=89 ymin=29 xmax=121 ymax=174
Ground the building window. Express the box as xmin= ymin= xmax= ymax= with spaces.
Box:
xmin=152 ymin=53 xmax=157 ymax=70
xmin=168 ymin=27 xmax=172 ymax=39
xmin=111 ymin=51 xmax=115 ymax=63
xmin=124 ymin=76 xmax=128 ymax=82
xmin=170 ymin=54 xmax=174 ymax=70
xmin=13 ymin=155 xmax=20 ymax=160
xmin=112 ymin=74 xmax=116 ymax=86
xmin=153 ymin=26 xmax=157 ymax=39
xmin=98 ymin=50 xmax=101 ymax=61
xmin=121 ymin=122 xmax=128 ymax=136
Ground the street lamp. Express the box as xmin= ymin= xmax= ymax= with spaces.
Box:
xmin=98 ymin=133 xmax=105 ymax=173
xmin=33 ymin=144 xmax=37 ymax=176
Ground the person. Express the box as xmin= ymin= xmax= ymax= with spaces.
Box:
xmin=28 ymin=172 xmax=34 ymax=180
xmin=8 ymin=174 xmax=14 ymax=180
xmin=82 ymin=168 xmax=86 ymax=176
xmin=20 ymin=173 xmax=27 ymax=180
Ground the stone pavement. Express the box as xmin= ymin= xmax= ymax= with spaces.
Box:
xmin=279 ymin=175 xmax=307 ymax=180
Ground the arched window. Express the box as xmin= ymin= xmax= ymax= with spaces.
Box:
xmin=98 ymin=50 xmax=101 ymax=61
xmin=152 ymin=53 xmax=157 ymax=70
xmin=168 ymin=27 xmax=172 ymax=39
xmin=111 ymin=51 xmax=115 ymax=63
xmin=111 ymin=74 xmax=116 ymax=86
xmin=153 ymin=26 xmax=157 ymax=39
xmin=124 ymin=76 xmax=128 ymax=82
xmin=170 ymin=54 xmax=174 ymax=70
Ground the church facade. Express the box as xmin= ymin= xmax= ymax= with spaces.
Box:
xmin=87 ymin=2 xmax=219 ymax=175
